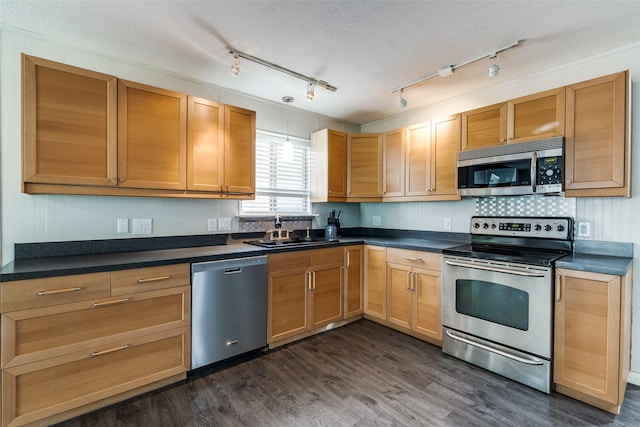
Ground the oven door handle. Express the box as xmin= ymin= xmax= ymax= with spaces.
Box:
xmin=444 ymin=259 xmax=547 ymax=277
xmin=445 ymin=330 xmax=544 ymax=366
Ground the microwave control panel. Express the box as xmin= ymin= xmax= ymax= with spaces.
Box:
xmin=537 ymin=156 xmax=563 ymax=188
xmin=471 ymin=216 xmax=572 ymax=240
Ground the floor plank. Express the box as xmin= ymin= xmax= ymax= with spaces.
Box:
xmin=55 ymin=320 xmax=640 ymax=426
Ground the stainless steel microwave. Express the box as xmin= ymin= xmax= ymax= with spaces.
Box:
xmin=457 ymin=137 xmax=564 ymax=197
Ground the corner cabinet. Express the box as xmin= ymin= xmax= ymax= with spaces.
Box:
xmin=0 ymin=264 xmax=191 ymax=427
xmin=22 ymin=54 xmax=118 ymax=188
xmin=310 ymin=129 xmax=348 ymax=202
xmin=564 ymin=71 xmax=630 ymax=197
xmin=554 ymin=267 xmax=632 ymax=414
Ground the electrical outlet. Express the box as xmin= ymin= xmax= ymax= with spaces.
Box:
xmin=443 ymin=218 xmax=452 ymax=230
xmin=373 ymin=216 xmax=382 ymax=226
xmin=117 ymin=218 xmax=129 ymax=234
xmin=132 ymin=218 xmax=152 ymax=235
xmin=577 ymin=221 xmax=592 ymax=238
xmin=218 ymin=217 xmax=232 ymax=231
xmin=207 ymin=218 xmax=218 ymax=232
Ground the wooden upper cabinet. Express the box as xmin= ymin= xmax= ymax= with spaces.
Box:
xmin=22 ymin=54 xmax=117 ymax=187
xmin=507 ymin=87 xmax=565 ymax=143
xmin=382 ymin=128 xmax=405 ymax=197
xmin=224 ymin=104 xmax=256 ymax=194
xmin=187 ymin=96 xmax=224 ymax=192
xmin=118 ymin=80 xmax=187 ymax=190
xmin=461 ymin=103 xmax=507 ymax=151
xmin=347 ymin=133 xmax=382 ymax=199
xmin=311 ymin=129 xmax=347 ymax=202
xmin=405 ymin=122 xmax=431 ymax=197
xmin=564 ymin=71 xmax=630 ymax=197
xmin=430 ymin=114 xmax=461 ymax=197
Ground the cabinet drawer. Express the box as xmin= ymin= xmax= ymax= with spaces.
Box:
xmin=386 ymin=248 xmax=441 ymax=271
xmin=2 ymin=286 xmax=190 ymax=369
xmin=111 ymin=263 xmax=190 ymax=295
xmin=1 ymin=272 xmax=111 ymax=313
xmin=268 ymin=251 xmax=309 ymax=273
xmin=309 ymin=247 xmax=344 ymax=267
xmin=2 ymin=327 xmax=189 ymax=427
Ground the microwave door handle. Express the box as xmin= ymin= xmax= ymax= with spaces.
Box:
xmin=531 ymin=151 xmax=537 ymax=192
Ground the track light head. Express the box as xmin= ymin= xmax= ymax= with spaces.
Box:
xmin=230 ymin=55 xmax=240 ymax=77
xmin=397 ymin=89 xmax=407 ymax=108
xmin=306 ymin=82 xmax=315 ymax=102
xmin=488 ymin=54 xmax=499 ymax=77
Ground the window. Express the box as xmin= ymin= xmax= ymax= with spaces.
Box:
xmin=241 ymin=130 xmax=310 ymax=214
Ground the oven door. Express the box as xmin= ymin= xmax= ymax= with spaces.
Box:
xmin=442 ymin=255 xmax=553 ymax=358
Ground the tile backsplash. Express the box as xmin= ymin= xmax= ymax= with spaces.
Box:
xmin=475 ymin=196 xmax=576 ymax=218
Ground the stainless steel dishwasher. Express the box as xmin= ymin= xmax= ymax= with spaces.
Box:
xmin=191 ymin=256 xmax=268 ymax=370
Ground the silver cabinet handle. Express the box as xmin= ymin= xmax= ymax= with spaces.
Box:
xmin=555 ymin=274 xmax=563 ymax=302
xmin=137 ymin=275 xmax=171 ymax=283
xmin=406 ymin=271 xmax=411 ymax=289
xmin=445 ymin=259 xmax=546 ymax=277
xmin=445 ymin=330 xmax=544 ymax=365
xmin=93 ymin=298 xmax=130 ymax=308
xmin=38 ymin=287 xmax=82 ymax=296
xmin=404 ymin=257 xmax=423 ymax=262
xmin=92 ymin=344 xmax=128 ymax=357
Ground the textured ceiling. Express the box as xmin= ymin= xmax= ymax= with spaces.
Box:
xmin=1 ymin=1 xmax=640 ymax=124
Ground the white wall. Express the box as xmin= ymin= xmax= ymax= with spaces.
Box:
xmin=0 ymin=28 xmax=359 ymax=264
xmin=362 ymin=42 xmax=640 ymax=375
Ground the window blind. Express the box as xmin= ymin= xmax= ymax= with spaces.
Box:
xmin=241 ymin=130 xmax=310 ymax=214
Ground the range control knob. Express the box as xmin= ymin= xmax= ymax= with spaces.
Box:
xmin=483 ymin=223 xmax=489 ymax=229
xmin=491 ymin=224 xmax=497 ymax=229
xmin=473 ymin=222 xmax=480 ymax=229
xmin=557 ymin=225 xmax=565 ymax=232
xmin=534 ymin=224 xmax=542 ymax=231
xmin=544 ymin=224 xmax=552 ymax=232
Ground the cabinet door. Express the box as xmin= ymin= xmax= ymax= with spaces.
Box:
xmin=327 ymin=130 xmax=348 ymax=198
xmin=386 ymin=263 xmax=412 ymax=329
xmin=268 ymin=268 xmax=309 ymax=343
xmin=364 ymin=246 xmax=386 ymax=320
xmin=344 ymin=246 xmax=363 ymax=318
xmin=430 ymin=114 xmax=461 ymax=197
xmin=22 ymin=55 xmax=117 ymax=187
xmin=507 ymin=87 xmax=565 ymax=143
xmin=224 ymin=105 xmax=255 ymax=194
xmin=405 ymin=123 xmax=431 ymax=197
xmin=554 ymin=268 xmax=621 ymax=406
xmin=413 ymin=267 xmax=442 ymax=341
xmin=461 ymin=103 xmax=507 ymax=150
xmin=347 ymin=133 xmax=382 ymax=199
xmin=564 ymin=71 xmax=629 ymax=197
xmin=118 ymin=80 xmax=187 ymax=190
xmin=187 ymin=96 xmax=224 ymax=192
xmin=382 ymin=128 xmax=405 ymax=197
xmin=310 ymin=263 xmax=343 ymax=329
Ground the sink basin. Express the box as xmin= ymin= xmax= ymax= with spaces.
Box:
xmin=244 ymin=238 xmax=338 ymax=248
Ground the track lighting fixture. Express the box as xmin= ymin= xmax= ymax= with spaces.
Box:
xmin=488 ymin=54 xmax=499 ymax=77
xmin=226 ymin=46 xmax=337 ymax=101
xmin=306 ymin=82 xmax=315 ymax=102
xmin=397 ymin=88 xmax=407 ymax=108
xmin=391 ymin=40 xmax=520 ymax=107
xmin=230 ymin=55 xmax=240 ymax=77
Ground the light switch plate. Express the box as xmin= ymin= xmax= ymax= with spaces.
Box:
xmin=373 ymin=216 xmax=382 ymax=226
xmin=218 ymin=217 xmax=232 ymax=231
xmin=577 ymin=221 xmax=592 ymax=238
xmin=443 ymin=218 xmax=452 ymax=230
xmin=117 ymin=218 xmax=129 ymax=234
xmin=207 ymin=218 xmax=218 ymax=232
xmin=132 ymin=218 xmax=152 ymax=235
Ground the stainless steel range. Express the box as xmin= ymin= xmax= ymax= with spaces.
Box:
xmin=441 ymin=216 xmax=573 ymax=393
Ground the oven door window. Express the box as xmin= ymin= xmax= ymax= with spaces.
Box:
xmin=458 ymin=158 xmax=532 ymax=189
xmin=455 ymin=279 xmax=529 ymax=331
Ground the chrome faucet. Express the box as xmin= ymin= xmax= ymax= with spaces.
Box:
xmin=274 ymin=214 xmax=282 ymax=229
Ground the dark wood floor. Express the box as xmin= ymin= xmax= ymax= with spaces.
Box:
xmin=56 ymin=320 xmax=640 ymax=426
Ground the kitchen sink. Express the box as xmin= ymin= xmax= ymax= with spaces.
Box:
xmin=244 ymin=238 xmax=338 ymax=248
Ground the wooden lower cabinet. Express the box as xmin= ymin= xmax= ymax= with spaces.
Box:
xmin=385 ymin=248 xmax=442 ymax=343
xmin=364 ymin=245 xmax=387 ymax=320
xmin=344 ymin=245 xmax=364 ymax=318
xmin=267 ymin=248 xmax=344 ymax=346
xmin=554 ymin=267 xmax=632 ymax=414
xmin=0 ymin=264 xmax=191 ymax=427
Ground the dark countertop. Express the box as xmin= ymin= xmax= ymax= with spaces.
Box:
xmin=0 ymin=231 xmax=634 ymax=282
